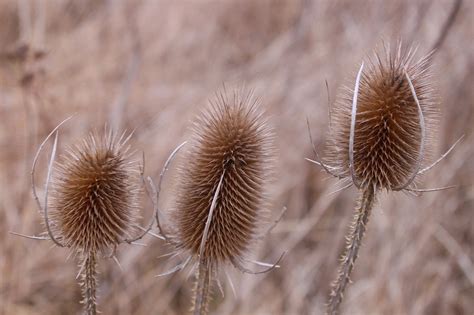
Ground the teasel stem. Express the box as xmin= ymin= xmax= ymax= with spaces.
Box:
xmin=327 ymin=185 xmax=376 ymax=315
xmin=81 ymin=250 xmax=98 ymax=315
xmin=192 ymin=257 xmax=212 ymax=315
xmin=191 ymin=171 xmax=224 ymax=315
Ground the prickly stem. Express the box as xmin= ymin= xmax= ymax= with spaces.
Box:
xmin=192 ymin=258 xmax=212 ymax=315
xmin=327 ymin=186 xmax=376 ymax=314
xmin=81 ymin=251 xmax=98 ymax=315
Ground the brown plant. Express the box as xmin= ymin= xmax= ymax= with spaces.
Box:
xmin=158 ymin=90 xmax=282 ymax=315
xmin=308 ymin=43 xmax=457 ymax=314
xmin=47 ymin=129 xmax=142 ymax=314
xmin=49 ymin=130 xmax=141 ymax=253
xmin=326 ymin=44 xmax=438 ymax=190
xmin=22 ymin=122 xmax=156 ymax=315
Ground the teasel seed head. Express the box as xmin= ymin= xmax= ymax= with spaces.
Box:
xmin=326 ymin=43 xmax=438 ymax=191
xmin=49 ymin=130 xmax=141 ymax=254
xmin=172 ymin=91 xmax=274 ymax=265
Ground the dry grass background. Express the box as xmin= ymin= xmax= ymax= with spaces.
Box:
xmin=0 ymin=1 xmax=472 ymax=314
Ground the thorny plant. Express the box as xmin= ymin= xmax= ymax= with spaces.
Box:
xmin=11 ymin=116 xmax=186 ymax=315
xmin=152 ymin=90 xmax=286 ymax=315
xmin=307 ymin=43 xmax=463 ymax=315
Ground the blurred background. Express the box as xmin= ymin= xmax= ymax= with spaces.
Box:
xmin=0 ymin=0 xmax=472 ymax=314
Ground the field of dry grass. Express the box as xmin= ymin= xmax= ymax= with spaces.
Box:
xmin=0 ymin=1 xmax=472 ymax=314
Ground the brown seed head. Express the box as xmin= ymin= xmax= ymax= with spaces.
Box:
xmin=50 ymin=130 xmax=140 ymax=253
xmin=327 ymin=44 xmax=438 ymax=190
xmin=173 ymin=91 xmax=273 ymax=264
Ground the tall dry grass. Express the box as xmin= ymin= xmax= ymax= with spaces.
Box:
xmin=0 ymin=1 xmax=472 ymax=314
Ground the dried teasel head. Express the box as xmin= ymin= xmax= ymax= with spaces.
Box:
xmin=172 ymin=91 xmax=274 ymax=267
xmin=326 ymin=44 xmax=438 ymax=191
xmin=49 ymin=130 xmax=141 ymax=254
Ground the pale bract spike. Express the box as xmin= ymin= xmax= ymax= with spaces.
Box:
xmin=157 ymin=251 xmax=177 ymax=259
xmin=349 ymin=62 xmax=364 ymax=189
xmin=118 ymin=129 xmax=135 ymax=148
xmin=135 ymin=225 xmax=165 ymax=240
xmin=327 ymin=181 xmax=353 ymax=196
xmin=230 ymin=251 xmax=285 ymax=275
xmin=115 ymin=129 xmax=127 ymax=147
xmin=418 ymin=135 xmax=464 ymax=175
xmin=405 ymin=44 xmax=419 ymax=66
xmin=392 ymin=69 xmax=426 ymax=191
xmin=106 ymin=244 xmax=117 ymax=259
xmin=144 ymin=177 xmax=165 ymax=237
xmin=9 ymin=231 xmax=50 ymax=240
xmin=225 ymin=269 xmax=237 ymax=298
xmin=89 ymin=132 xmax=98 ymax=150
xmin=258 ymin=206 xmax=286 ymax=239
xmin=304 ymin=158 xmax=339 ymax=171
xmin=404 ymin=189 xmax=421 ymax=197
xmin=125 ymin=141 xmax=186 ymax=243
xmin=76 ymin=257 xmax=88 ymax=280
xmin=112 ymin=255 xmax=124 ymax=272
xmin=186 ymin=261 xmax=198 ymax=282
xmin=154 ymin=141 xmax=188 ymax=240
xmin=199 ymin=171 xmax=225 ymax=259
xmin=326 ymin=80 xmax=332 ymax=128
xmin=44 ymin=131 xmax=65 ymax=248
xmin=31 ymin=115 xmax=74 ymax=216
xmin=405 ymin=185 xmax=457 ymax=193
xmin=66 ymin=249 xmax=76 ymax=262
xmin=155 ymin=256 xmax=192 ymax=277
xmin=244 ymin=258 xmax=281 ymax=269
xmin=216 ymin=274 xmax=225 ymax=298
xmin=305 ymin=118 xmax=341 ymax=178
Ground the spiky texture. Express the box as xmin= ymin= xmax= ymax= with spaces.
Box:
xmin=323 ymin=44 xmax=439 ymax=315
xmin=48 ymin=130 xmax=141 ymax=314
xmin=173 ymin=92 xmax=273 ymax=264
xmin=327 ymin=186 xmax=376 ymax=314
xmin=192 ymin=258 xmax=212 ymax=315
xmin=81 ymin=251 xmax=98 ymax=315
xmin=49 ymin=131 xmax=141 ymax=254
xmin=327 ymin=44 xmax=437 ymax=190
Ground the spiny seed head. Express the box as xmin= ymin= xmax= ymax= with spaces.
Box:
xmin=50 ymin=130 xmax=141 ymax=253
xmin=172 ymin=91 xmax=274 ymax=264
xmin=327 ymin=44 xmax=438 ymax=190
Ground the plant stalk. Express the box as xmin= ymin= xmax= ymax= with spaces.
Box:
xmin=192 ymin=257 xmax=211 ymax=315
xmin=81 ymin=251 xmax=98 ymax=315
xmin=327 ymin=186 xmax=376 ymax=314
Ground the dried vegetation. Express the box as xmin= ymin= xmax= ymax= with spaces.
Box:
xmin=0 ymin=1 xmax=472 ymax=314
